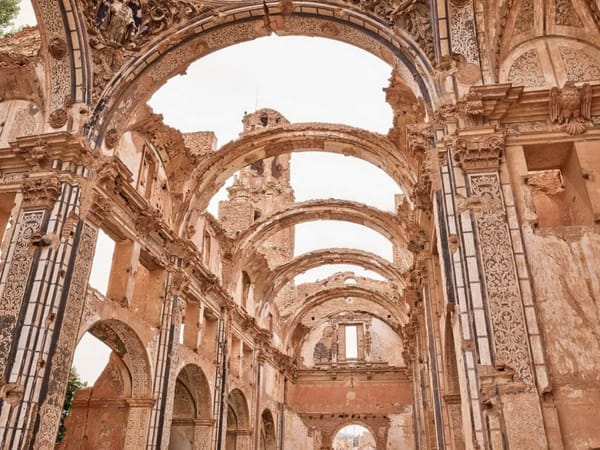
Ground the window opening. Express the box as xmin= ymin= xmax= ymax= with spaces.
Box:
xmin=345 ymin=324 xmax=358 ymax=359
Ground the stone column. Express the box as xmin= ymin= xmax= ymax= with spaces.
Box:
xmin=0 ymin=174 xmax=98 ymax=450
xmin=451 ymin=129 xmax=548 ymax=449
xmin=147 ymin=270 xmax=185 ymax=450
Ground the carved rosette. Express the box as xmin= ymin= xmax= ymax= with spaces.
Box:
xmin=453 ymin=134 xmax=504 ymax=171
xmin=48 ymin=108 xmax=68 ymax=129
xmin=21 ymin=177 xmax=61 ymax=209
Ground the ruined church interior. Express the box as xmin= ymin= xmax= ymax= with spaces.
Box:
xmin=0 ymin=0 xmax=600 ymax=449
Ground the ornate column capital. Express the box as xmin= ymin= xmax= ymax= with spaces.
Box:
xmin=21 ymin=176 xmax=61 ymax=208
xmin=453 ymin=131 xmax=505 ymax=172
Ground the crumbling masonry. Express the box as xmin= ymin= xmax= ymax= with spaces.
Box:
xmin=1 ymin=0 xmax=600 ymax=449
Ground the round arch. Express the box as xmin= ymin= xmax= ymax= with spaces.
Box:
xmin=169 ymin=364 xmax=213 ymax=450
xmin=81 ymin=2 xmax=438 ymax=140
xmin=260 ymin=247 xmax=407 ymax=305
xmin=282 ymin=285 xmax=407 ymax=347
xmin=173 ymin=364 xmax=212 ymax=419
xmin=86 ymin=319 xmax=152 ymax=398
xmin=228 ymin=389 xmax=250 ymax=429
xmin=227 ymin=389 xmax=251 ymax=450
xmin=181 ymin=124 xmax=416 ymax=231
xmin=260 ymin=409 xmax=277 ymax=450
xmin=233 ymin=199 xmax=409 ymax=258
xmin=58 ymin=319 xmax=153 ymax=449
xmin=331 ymin=422 xmax=379 ymax=449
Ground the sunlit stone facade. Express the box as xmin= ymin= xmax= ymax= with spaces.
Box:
xmin=0 ymin=1 xmax=600 ymax=449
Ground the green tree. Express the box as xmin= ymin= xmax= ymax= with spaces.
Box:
xmin=0 ymin=0 xmax=20 ymax=36
xmin=56 ymin=367 xmax=87 ymax=444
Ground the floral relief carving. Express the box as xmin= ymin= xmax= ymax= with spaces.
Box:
xmin=449 ymin=2 xmax=480 ymax=64
xmin=559 ymin=47 xmax=600 ymax=82
xmin=555 ymin=0 xmax=583 ymax=26
xmin=0 ymin=210 xmax=45 ymax=382
xmin=513 ymin=0 xmax=534 ymax=35
xmin=469 ymin=174 xmax=535 ymax=387
xmin=508 ymin=49 xmax=546 ymax=87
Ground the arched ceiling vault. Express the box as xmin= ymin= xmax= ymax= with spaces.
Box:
xmin=282 ymin=285 xmax=407 ymax=347
xmin=256 ymin=248 xmax=407 ymax=306
xmin=180 ymin=124 xmax=416 ymax=232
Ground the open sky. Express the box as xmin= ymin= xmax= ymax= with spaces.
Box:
xmin=14 ymin=2 xmax=400 ymax=384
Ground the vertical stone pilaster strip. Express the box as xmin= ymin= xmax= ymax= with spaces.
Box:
xmin=0 ymin=176 xmax=62 ymax=448
xmin=146 ymin=269 xmax=183 ymax=450
xmin=468 ymin=172 xmax=534 ymax=386
xmin=0 ymin=209 xmax=46 ymax=384
xmin=454 ymin=132 xmax=548 ymax=449
xmin=32 ymin=222 xmax=97 ymax=449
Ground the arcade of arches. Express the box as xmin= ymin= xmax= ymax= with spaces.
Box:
xmin=0 ymin=1 xmax=600 ymax=449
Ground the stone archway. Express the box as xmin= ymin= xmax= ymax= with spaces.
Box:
xmin=168 ymin=364 xmax=213 ymax=450
xmin=180 ymin=126 xmax=417 ymax=231
xmin=57 ymin=319 xmax=153 ymax=450
xmin=331 ymin=423 xmax=378 ymax=449
xmin=260 ymin=247 xmax=406 ymax=304
xmin=283 ymin=285 xmax=408 ymax=349
xmin=233 ymin=199 xmax=409 ymax=256
xmin=226 ymin=388 xmax=251 ymax=450
xmin=260 ymin=409 xmax=277 ymax=450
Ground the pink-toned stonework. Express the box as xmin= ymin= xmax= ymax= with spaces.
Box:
xmin=0 ymin=1 xmax=599 ymax=449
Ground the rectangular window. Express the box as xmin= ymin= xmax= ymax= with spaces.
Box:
xmin=345 ymin=324 xmax=358 ymax=359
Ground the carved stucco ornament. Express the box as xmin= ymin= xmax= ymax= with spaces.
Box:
xmin=0 ymin=382 xmax=24 ymax=406
xmin=48 ymin=37 xmax=67 ymax=59
xmin=457 ymin=89 xmax=484 ymax=128
xmin=341 ymin=0 xmax=434 ymax=59
xmin=48 ymin=108 xmax=68 ymax=129
xmin=104 ymin=128 xmax=120 ymax=148
xmin=21 ymin=177 xmax=62 ymax=209
xmin=549 ymin=81 xmax=592 ymax=135
xmin=13 ymin=138 xmax=51 ymax=169
xmin=453 ymin=134 xmax=504 ymax=172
